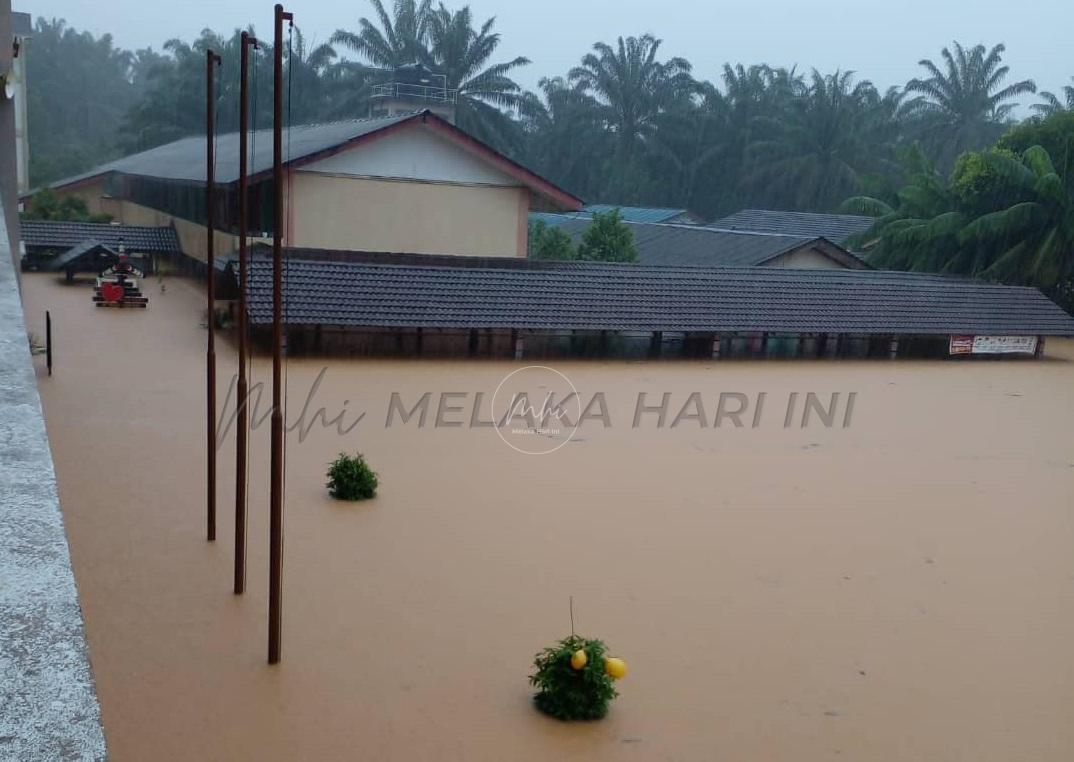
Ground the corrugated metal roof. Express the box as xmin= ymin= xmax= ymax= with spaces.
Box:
xmin=50 ymin=113 xmax=418 ymax=187
xmin=712 ymin=209 xmax=875 ymax=243
xmin=239 ymin=251 xmax=1074 ymax=336
xmin=43 ymin=110 xmax=584 ymax=211
xmin=583 ymin=205 xmax=698 ymax=224
xmin=532 ymin=206 xmax=701 ymax=227
xmin=20 ymin=220 xmax=181 ymax=253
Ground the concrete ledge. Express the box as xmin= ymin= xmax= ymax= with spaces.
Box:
xmin=0 ymin=212 xmax=106 ymax=759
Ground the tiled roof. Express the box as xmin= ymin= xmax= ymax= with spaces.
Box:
xmin=553 ymin=218 xmax=860 ymax=268
xmin=20 ymin=220 xmax=180 ymax=253
xmin=711 ymin=209 xmax=875 ymax=243
xmin=240 ymin=251 xmax=1074 ymax=336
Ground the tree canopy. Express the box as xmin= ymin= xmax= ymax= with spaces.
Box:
xmin=21 ymin=5 xmax=1073 ymax=305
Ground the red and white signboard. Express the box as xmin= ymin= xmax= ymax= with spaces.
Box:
xmin=949 ymin=335 xmax=1038 ymax=355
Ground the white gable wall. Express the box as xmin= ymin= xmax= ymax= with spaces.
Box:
xmin=299 ymin=125 xmax=519 ymax=187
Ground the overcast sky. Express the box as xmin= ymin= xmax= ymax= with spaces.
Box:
xmin=23 ymin=0 xmax=1074 ymax=107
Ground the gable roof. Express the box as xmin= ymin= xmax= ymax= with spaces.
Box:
xmin=47 ymin=240 xmax=119 ymax=271
xmin=712 ymin=209 xmax=875 ymax=243
xmin=40 ymin=110 xmax=582 ymax=211
xmin=235 ymin=248 xmax=1074 ymax=336
xmin=20 ymin=220 xmax=181 ymax=253
xmin=553 ymin=217 xmax=866 ymax=268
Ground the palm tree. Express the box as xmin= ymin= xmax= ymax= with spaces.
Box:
xmin=1034 ymin=77 xmax=1074 ymax=116
xmin=746 ymin=70 xmax=893 ymax=212
xmin=425 ymin=5 xmax=530 ymax=152
xmin=520 ymin=77 xmax=609 ymax=199
xmin=902 ymin=42 xmax=1036 ymax=167
xmin=841 ymin=145 xmax=963 ymax=271
xmin=705 ymin=64 xmax=805 ymax=213
xmin=285 ymin=28 xmax=339 ymax=123
xmin=331 ymin=0 xmax=432 ymax=69
xmin=568 ymin=34 xmax=695 ymax=200
xmin=960 ymin=146 xmax=1074 ymax=287
xmin=643 ymin=83 xmax=725 ymax=212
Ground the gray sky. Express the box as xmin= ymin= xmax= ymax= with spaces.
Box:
xmin=23 ymin=0 xmax=1074 ymax=106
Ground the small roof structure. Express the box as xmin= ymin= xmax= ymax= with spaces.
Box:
xmin=712 ymin=209 xmax=875 ymax=243
xmin=235 ymin=248 xmax=1074 ymax=337
xmin=47 ymin=240 xmax=120 ymax=272
xmin=583 ymin=205 xmax=702 ymax=225
xmin=37 ymin=110 xmax=583 ymax=211
xmin=552 ymin=217 xmax=868 ymax=269
xmin=531 ymin=206 xmax=702 ymax=228
xmin=20 ymin=220 xmax=180 ymax=253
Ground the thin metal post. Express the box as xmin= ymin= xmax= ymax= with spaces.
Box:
xmin=206 ymin=49 xmax=221 ymax=543
xmin=269 ymin=3 xmax=293 ymax=665
xmin=45 ymin=310 xmax=52 ymax=376
xmin=235 ymin=31 xmax=258 ymax=596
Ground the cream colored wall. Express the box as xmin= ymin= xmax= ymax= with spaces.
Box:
xmin=51 ymin=184 xmax=236 ymax=264
xmin=288 ymin=173 xmax=528 ymax=257
xmin=55 ymin=181 xmax=108 ymax=216
xmin=100 ymin=198 xmax=236 ymax=263
xmin=765 ymin=247 xmax=848 ymax=269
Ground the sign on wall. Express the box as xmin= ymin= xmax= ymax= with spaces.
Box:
xmin=949 ymin=335 xmax=1038 ymax=355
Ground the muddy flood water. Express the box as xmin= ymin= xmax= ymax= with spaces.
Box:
xmin=18 ymin=271 xmax=1074 ymax=761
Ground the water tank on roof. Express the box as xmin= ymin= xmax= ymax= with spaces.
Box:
xmin=370 ymin=62 xmax=457 ymax=124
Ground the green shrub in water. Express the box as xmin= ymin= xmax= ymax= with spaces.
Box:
xmin=326 ymin=452 xmax=378 ymax=500
xmin=530 ymin=635 xmax=618 ymax=721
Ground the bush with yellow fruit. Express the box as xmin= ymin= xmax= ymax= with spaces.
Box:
xmin=530 ymin=635 xmax=627 ymax=721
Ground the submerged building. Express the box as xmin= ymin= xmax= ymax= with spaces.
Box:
xmin=219 ymin=247 xmax=1074 ymax=360
xmin=26 ymin=109 xmax=583 ymax=264
xmin=544 ymin=215 xmax=869 ymax=269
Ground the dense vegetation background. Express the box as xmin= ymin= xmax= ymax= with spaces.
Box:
xmin=23 ymin=1 xmax=1074 ymax=303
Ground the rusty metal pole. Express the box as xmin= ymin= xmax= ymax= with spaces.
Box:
xmin=235 ymin=31 xmax=258 ymax=596
xmin=268 ymin=3 xmax=293 ymax=664
xmin=206 ymin=49 xmax=221 ymax=543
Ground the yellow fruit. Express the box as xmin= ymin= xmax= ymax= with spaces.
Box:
xmin=604 ymin=657 xmax=627 ymax=679
xmin=570 ymin=648 xmax=588 ymax=670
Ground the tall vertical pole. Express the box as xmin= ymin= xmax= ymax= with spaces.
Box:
xmin=269 ymin=4 xmax=292 ymax=665
xmin=45 ymin=310 xmax=52 ymax=376
xmin=235 ymin=31 xmax=258 ymax=596
xmin=206 ymin=49 xmax=221 ymax=543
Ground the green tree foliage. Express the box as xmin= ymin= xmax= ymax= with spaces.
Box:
xmin=530 ymin=635 xmax=618 ymax=721
xmin=568 ymin=35 xmax=695 ymax=202
xmin=998 ymin=112 xmax=1074 ymax=179
xmin=745 ymin=70 xmax=898 ymax=212
xmin=25 ymin=19 xmax=142 ymax=185
xmin=576 ymin=210 xmax=638 ymax=263
xmin=901 ymin=42 xmax=1036 ymax=169
xmin=845 ymin=114 xmax=1074 ymax=308
xmin=20 ymin=188 xmax=112 ymax=222
xmin=24 ymin=8 xmax=1073 ymax=229
xmin=332 ymin=0 xmax=432 ymax=69
xmin=1034 ymin=78 xmax=1074 ymax=117
xmin=326 ymin=452 xmax=378 ymax=500
xmin=528 ymin=220 xmax=576 ymax=260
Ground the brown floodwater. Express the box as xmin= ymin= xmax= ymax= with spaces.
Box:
xmin=19 ymin=272 xmax=1074 ymax=761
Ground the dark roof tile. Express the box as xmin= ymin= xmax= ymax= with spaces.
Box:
xmin=712 ymin=209 xmax=875 ymax=243
xmin=20 ymin=220 xmax=180 ymax=253
xmin=238 ymin=251 xmax=1074 ymax=336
